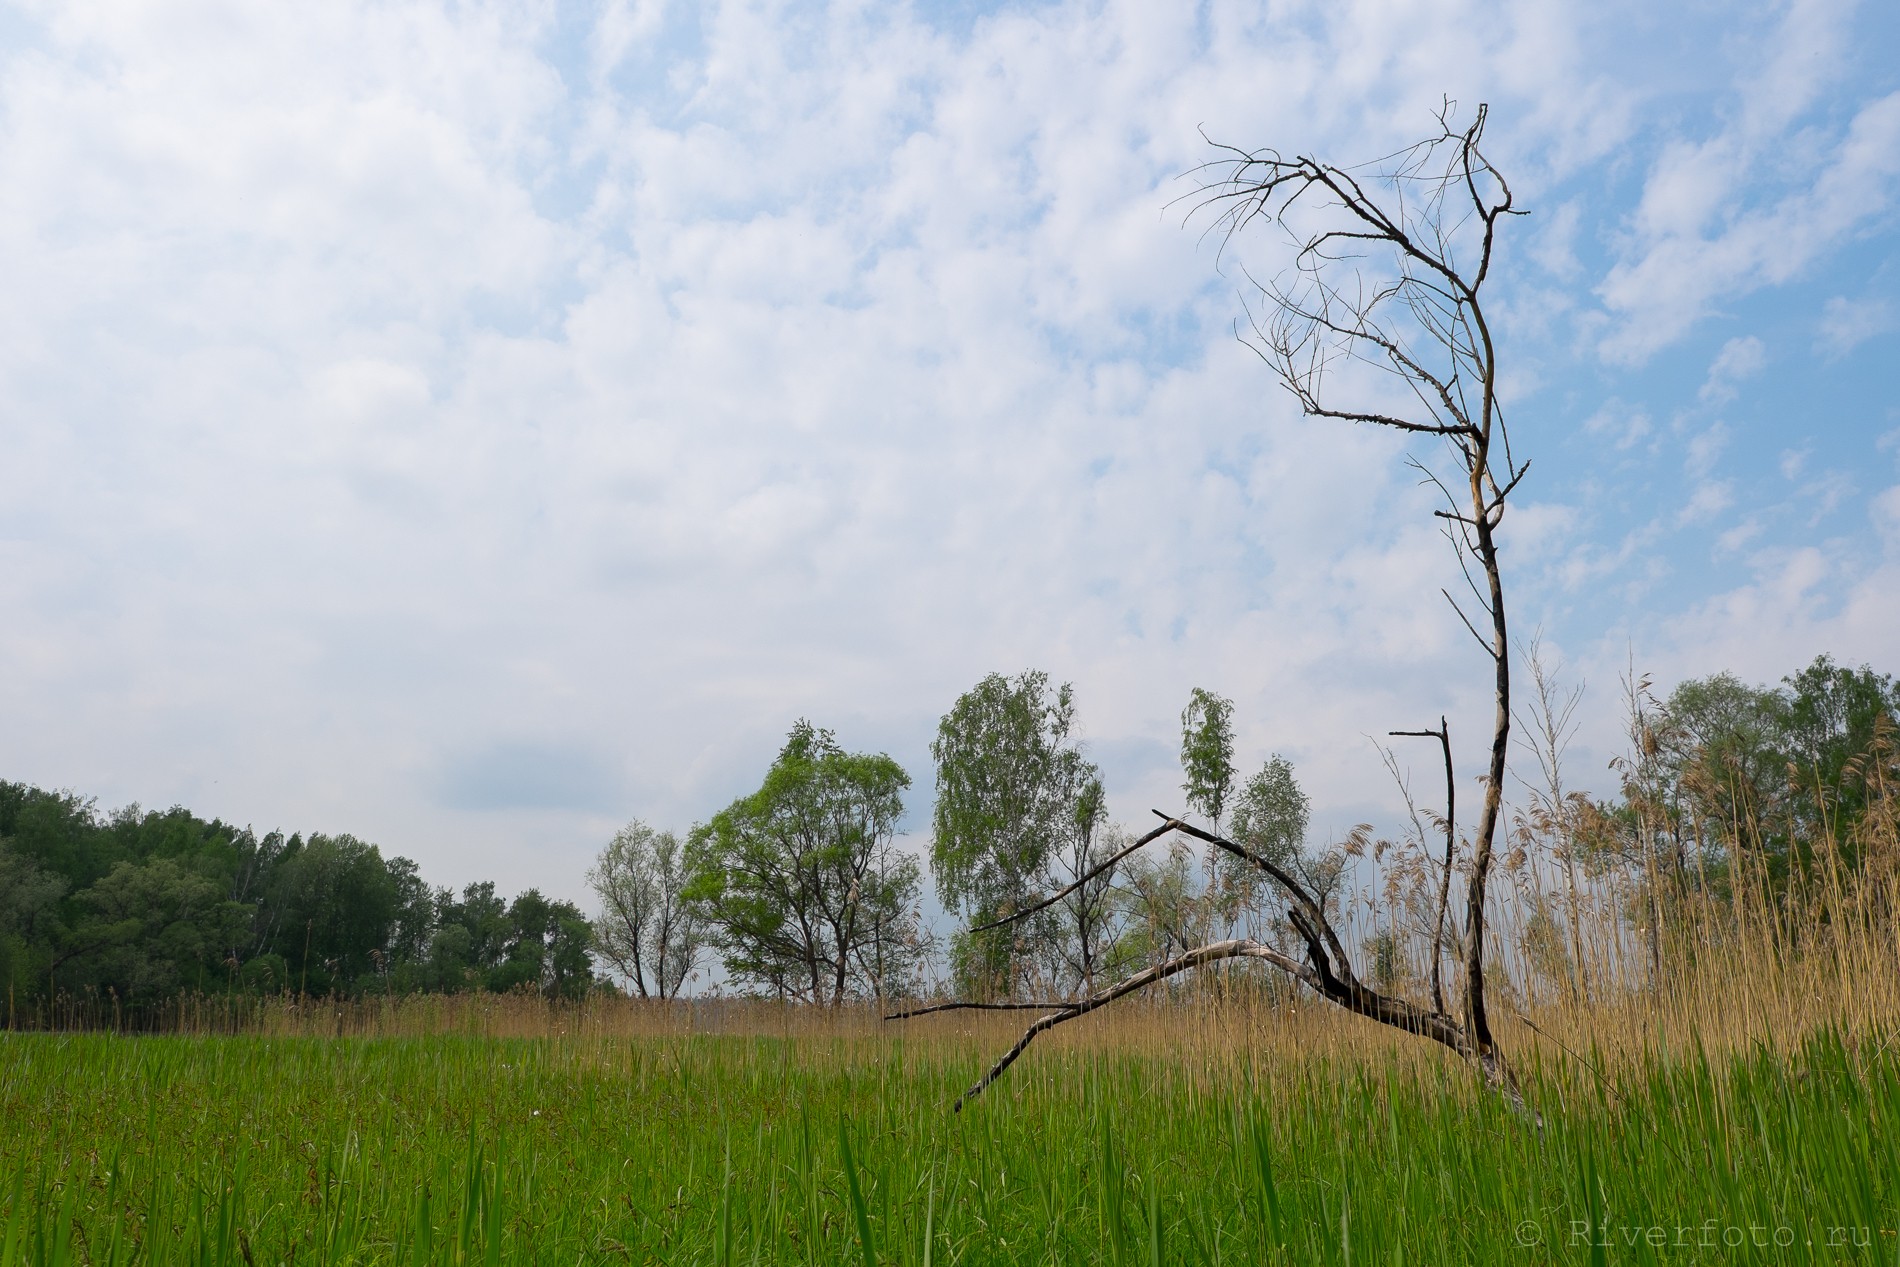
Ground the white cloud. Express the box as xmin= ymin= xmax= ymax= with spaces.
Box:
xmin=1685 ymin=421 xmax=1729 ymax=478
xmin=1877 ymin=484 xmax=1900 ymax=544
xmin=1634 ymin=506 xmax=1900 ymax=693
xmin=1678 ymin=479 xmax=1735 ymax=524
xmin=1582 ymin=398 xmax=1651 ymax=450
xmin=1596 ymin=0 xmax=1900 ymax=366
xmin=1817 ymin=295 xmax=1897 ymax=358
xmin=0 ymin=0 xmax=1892 ymax=908
xmin=1553 ymin=524 xmax=1657 ymax=593
xmin=1797 ymin=470 xmax=1856 ymax=523
xmin=1716 ymin=517 xmax=1764 ymax=554
xmin=1528 ymin=199 xmax=1585 ymax=280
xmin=1698 ymin=335 xmax=1766 ymax=403
xmin=1503 ymin=501 xmax=1581 ymax=563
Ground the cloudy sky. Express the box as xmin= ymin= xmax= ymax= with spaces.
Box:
xmin=2 ymin=0 xmax=1896 ymax=906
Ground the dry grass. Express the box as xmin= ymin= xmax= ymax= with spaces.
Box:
xmin=11 ymin=857 xmax=1897 ymax=1263
xmin=221 ymin=873 xmax=1897 ymax=1101
xmin=90 ymin=778 xmax=1900 ymax=1107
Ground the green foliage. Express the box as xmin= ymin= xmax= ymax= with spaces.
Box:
xmin=0 ymin=844 xmax=65 ymax=1006
xmin=1519 ymin=896 xmax=1575 ymax=998
xmin=588 ymin=820 xmax=703 ymax=999
xmin=930 ymin=671 xmax=1078 ymax=915
xmin=1115 ymin=840 xmax=1202 ymax=967
xmin=1231 ymin=756 xmax=1347 ymax=946
xmin=1179 ymin=687 xmax=1236 ymax=829
xmin=1046 ymin=776 xmax=1120 ymax=992
xmin=688 ymin=721 xmax=923 ymax=1003
xmin=0 ymin=780 xmax=600 ymax=1017
xmin=1778 ymin=655 xmax=1898 ymax=856
xmin=1229 ymin=756 xmax=1311 ymax=873
xmin=72 ymin=857 xmax=251 ymax=998
xmin=476 ymin=889 xmax=595 ymax=1000
xmin=931 ymin=671 xmax=1106 ymax=996
xmin=1364 ymin=928 xmax=1407 ymax=993
xmin=256 ymin=833 xmax=402 ymax=993
xmin=1624 ymin=654 xmax=1900 ymax=892
xmin=1 ymin=1029 xmax=1893 ymax=1264
xmin=409 ymin=883 xmax=594 ymax=999
xmin=1225 ymin=755 xmax=1315 ymax=917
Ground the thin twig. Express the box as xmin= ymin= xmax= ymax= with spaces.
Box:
xmin=971 ymin=819 xmax=1177 ymax=934
xmin=954 ymin=940 xmax=1317 ymax=1111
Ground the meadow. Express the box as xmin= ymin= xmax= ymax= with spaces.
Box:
xmin=3 ymin=978 xmax=1897 ymax=1266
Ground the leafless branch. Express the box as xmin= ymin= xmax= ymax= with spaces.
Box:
xmin=1441 ymin=587 xmax=1496 ymax=659
xmin=902 ymin=103 xmax=1532 ymax=1109
xmin=1192 ymin=99 xmax=1524 ymax=1081
xmin=949 ymin=938 xmax=1322 ymax=1111
xmin=1391 ymin=719 xmax=1458 ymax=1013
xmin=883 ymin=1000 xmax=1075 ymax=1020
xmin=971 ymin=818 xmax=1178 ymax=934
xmin=1488 ymin=459 xmax=1532 ymax=515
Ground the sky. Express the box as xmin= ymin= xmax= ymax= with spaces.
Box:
xmin=1 ymin=0 xmax=1896 ymax=911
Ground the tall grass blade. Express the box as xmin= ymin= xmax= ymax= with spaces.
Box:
xmin=921 ymin=1167 xmax=935 ymax=1267
xmin=839 ymin=1118 xmax=877 ymax=1267
xmin=1 ymin=1173 xmax=25 ymax=1267
xmin=1147 ymin=1182 xmax=1162 ymax=1267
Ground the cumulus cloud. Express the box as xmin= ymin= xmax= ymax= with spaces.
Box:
xmin=1685 ymin=421 xmax=1730 ymax=478
xmin=1817 ymin=295 xmax=1898 ymax=358
xmin=1633 ymin=508 xmax=1900 ymax=692
xmin=1595 ymin=0 xmax=1900 ymax=364
xmin=1698 ymin=336 xmax=1767 ymax=403
xmin=1678 ymin=479 xmax=1735 ymax=524
xmin=1583 ymin=398 xmax=1652 ymax=450
xmin=0 ymin=0 xmax=1892 ymax=901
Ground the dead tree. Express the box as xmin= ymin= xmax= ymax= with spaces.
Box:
xmin=1389 ymin=718 xmax=1458 ymax=1015
xmin=890 ymin=104 xmax=1530 ymax=1110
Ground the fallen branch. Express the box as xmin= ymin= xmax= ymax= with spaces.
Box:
xmin=949 ymin=938 xmax=1318 ymax=1111
xmin=882 ymin=1000 xmax=1074 ymax=1020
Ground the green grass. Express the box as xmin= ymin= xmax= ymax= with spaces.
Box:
xmin=1 ymin=1026 xmax=1894 ymax=1264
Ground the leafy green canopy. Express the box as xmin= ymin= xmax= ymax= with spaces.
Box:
xmin=930 ymin=671 xmax=1087 ymax=918
xmin=1633 ymin=654 xmax=1900 ymax=881
xmin=1179 ymin=687 xmax=1236 ymax=829
xmin=0 ymin=782 xmax=596 ymax=1015
xmin=688 ymin=721 xmax=921 ymax=1004
xmin=930 ymin=672 xmax=1110 ymax=998
xmin=1229 ymin=756 xmax=1311 ymax=875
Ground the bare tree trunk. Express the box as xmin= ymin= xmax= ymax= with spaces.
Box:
xmin=1392 ymin=718 xmax=1456 ymax=1015
xmin=896 ymin=104 xmax=1534 ymax=1107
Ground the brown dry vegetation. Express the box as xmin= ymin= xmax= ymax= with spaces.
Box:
xmin=205 ymin=856 xmax=1896 ymax=1096
xmin=33 ymin=706 xmax=1900 ymax=1104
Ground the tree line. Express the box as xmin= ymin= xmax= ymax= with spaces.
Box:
xmin=562 ymin=649 xmax=1900 ymax=1009
xmin=3 ymin=652 xmax=1890 ymax=1021
xmin=1553 ymin=652 xmax=1900 ymax=984
xmin=0 ymin=789 xmax=593 ymax=1017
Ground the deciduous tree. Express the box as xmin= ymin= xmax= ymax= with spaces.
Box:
xmin=588 ymin=819 xmax=703 ymax=999
xmin=689 ymin=721 xmax=923 ymax=1004
xmin=930 ymin=671 xmax=1111 ymax=997
xmin=1179 ymin=688 xmax=1236 ymax=829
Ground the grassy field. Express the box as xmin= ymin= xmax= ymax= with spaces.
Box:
xmin=3 ymin=994 xmax=1896 ymax=1265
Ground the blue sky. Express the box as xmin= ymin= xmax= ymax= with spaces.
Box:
xmin=0 ymin=0 xmax=1895 ymax=907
